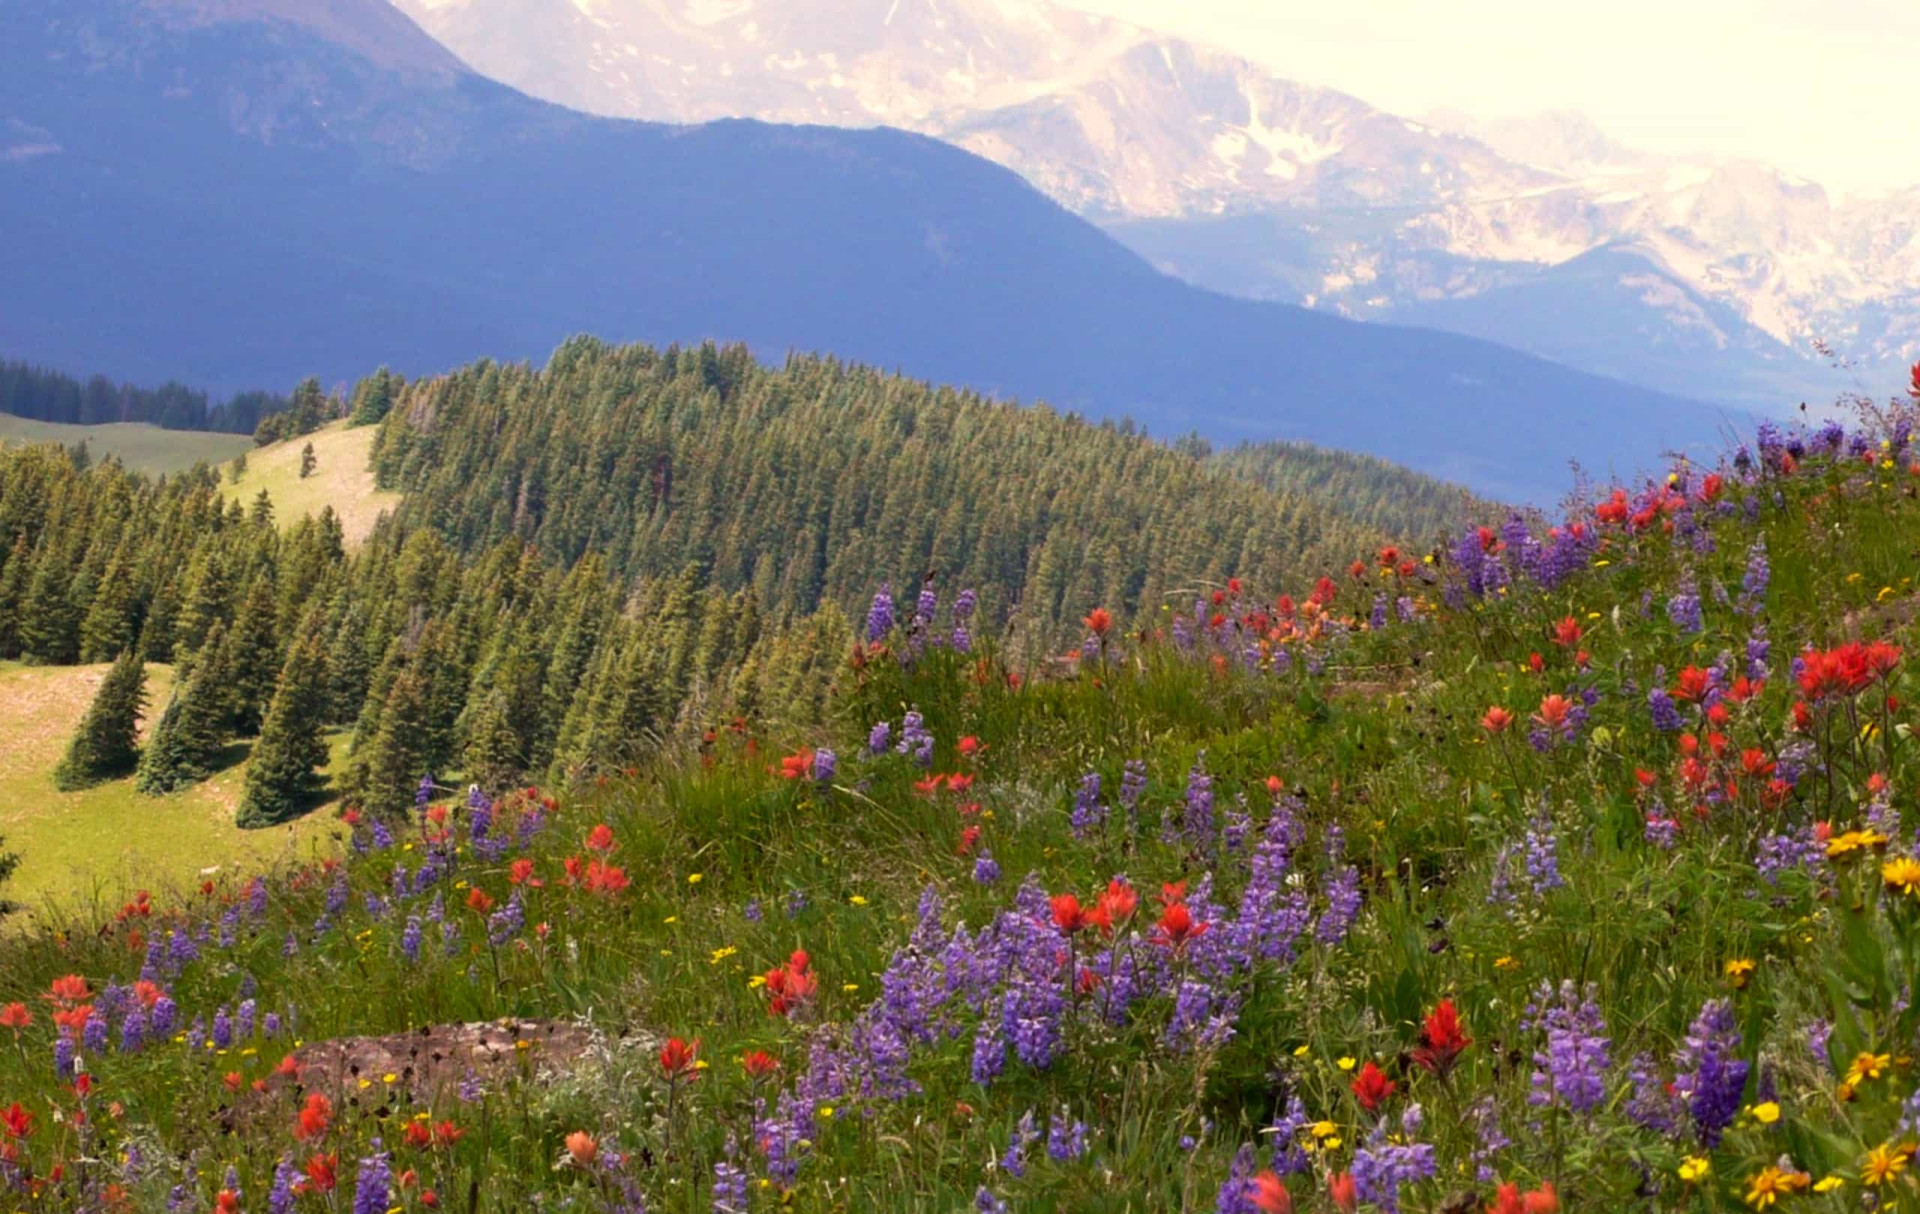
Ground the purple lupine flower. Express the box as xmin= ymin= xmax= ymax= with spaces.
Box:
xmin=119 ymin=1003 xmax=147 ymax=1053
xmin=973 ymin=849 xmax=1001 ymax=885
xmin=401 ymin=916 xmax=423 ymax=964
xmin=1351 ymin=1121 xmax=1437 ymax=1213
xmin=1216 ymin=1143 xmax=1259 ymax=1214
xmin=1644 ymin=811 xmax=1679 ymax=850
xmin=1667 ymin=583 xmax=1703 ymax=633
xmin=897 ymin=710 xmax=933 ymax=768
xmin=1370 ymin=593 xmax=1388 ymax=631
xmin=1675 ymin=998 xmax=1749 ymax=1146
xmin=867 ymin=720 xmax=891 ymax=755
xmin=712 ymin=1138 xmax=749 ymax=1214
xmin=150 ymin=995 xmax=176 ymax=1039
xmin=813 ymin=748 xmax=837 ymax=784
xmin=1523 ymin=813 xmax=1565 ymax=892
xmin=1626 ymin=1052 xmax=1680 ymax=1135
xmin=53 ymin=1034 xmax=74 ymax=1079
xmin=267 ymin=1158 xmax=299 ymax=1214
xmin=1741 ymin=536 xmax=1769 ymax=607
xmin=975 ymin=1188 xmax=1009 ymax=1214
xmin=951 ymin=624 xmax=972 ymax=653
xmin=1756 ymin=828 xmax=1824 ymax=883
xmin=1747 ymin=632 xmax=1771 ymax=681
xmin=457 ymin=1070 xmax=485 ymax=1102
xmin=914 ymin=583 xmax=938 ymax=626
xmin=1183 ymin=757 xmax=1216 ymax=851
xmin=1070 ymin=771 xmax=1105 ymax=839
xmin=247 ymin=878 xmax=268 ymax=918
xmin=83 ymin=1013 xmax=108 ymax=1055
xmin=1466 ymin=1095 xmax=1509 ymax=1182
xmin=1647 ymin=687 xmax=1684 ymax=732
xmin=1268 ymin=1095 xmax=1311 ymax=1176
xmin=1807 ymin=1019 xmax=1833 ymax=1067
xmin=211 ymin=1007 xmax=234 ymax=1050
xmin=744 ymin=899 xmax=763 ymax=923
xmin=785 ymin=888 xmax=808 ymax=918
xmin=263 ymin=1012 xmax=282 ymax=1039
xmin=236 ymin=998 xmax=256 ymax=1041
xmin=350 ymin=1145 xmax=393 ymax=1214
xmin=1047 ymin=1109 xmax=1088 ymax=1161
xmin=1525 ymin=980 xmax=1610 ymax=1113
xmin=1001 ymin=1109 xmax=1039 ymax=1178
xmin=415 ymin=773 xmax=435 ymax=810
xmin=1119 ymin=759 xmax=1148 ymax=837
xmin=970 ymin=1005 xmax=1007 ymax=1086
xmin=866 ymin=585 xmax=895 ymax=643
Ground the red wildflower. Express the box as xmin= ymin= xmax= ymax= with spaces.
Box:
xmin=1532 ymin=694 xmax=1573 ymax=733
xmin=0 ymin=1003 xmax=30 ymax=1032
xmin=1741 ymin=749 xmax=1776 ymax=779
xmin=583 ymin=860 xmax=629 ymax=896
xmin=403 ymin=1121 xmax=433 ymax=1149
xmin=301 ymin=1153 xmax=338 ymax=1193
xmin=465 ymin=887 xmax=496 ymax=915
xmin=763 ymin=951 xmax=818 ymax=1017
xmin=1095 ymin=879 xmax=1139 ymax=927
xmin=1524 ymin=1183 xmax=1559 ymax=1213
xmin=1050 ymin=893 xmax=1090 ymax=935
xmin=1480 ymin=706 xmax=1513 ymax=734
xmin=1 ymin=1103 xmax=32 ymax=1140
xmin=1153 ymin=901 xmax=1209 ymax=951
xmin=1488 ymin=1184 xmax=1524 ymax=1214
xmin=1351 ymin=1060 xmax=1396 ymax=1112
xmin=1595 ymin=489 xmax=1630 ymax=525
xmin=1248 ymin=1170 xmax=1293 ymax=1213
xmin=585 ymin=823 xmax=615 ymax=853
xmin=46 ymin=974 xmax=91 ymax=1006
xmin=215 ymin=1189 xmax=241 ymax=1214
xmin=1673 ymin=666 xmax=1711 ymax=703
xmin=1909 ymin=359 xmax=1920 ymax=399
xmin=658 ymin=1037 xmax=701 ymax=1080
xmin=741 ymin=1050 xmax=780 ymax=1079
xmin=223 ymin=1071 xmax=244 ymax=1092
xmin=1527 ymin=652 xmax=1544 ymax=675
xmin=957 ymin=824 xmax=981 ymax=855
xmin=294 ymin=1093 xmax=332 ymax=1142
xmin=946 ymin=773 xmax=975 ymax=794
xmin=564 ymin=1131 xmax=598 ymax=1167
xmin=1083 ymin=607 xmax=1112 ymax=636
xmin=957 ymin=736 xmax=981 ymax=758
xmin=508 ymin=859 xmax=536 ymax=886
xmin=1329 ymin=1171 xmax=1358 ymax=1213
xmin=1412 ymin=998 xmax=1472 ymax=1078
xmin=913 ymin=775 xmax=946 ymax=796
xmin=1549 ymin=616 xmax=1582 ymax=648
xmin=778 ymin=750 xmax=814 ymax=780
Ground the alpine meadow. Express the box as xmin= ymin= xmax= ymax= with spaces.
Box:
xmin=6 ymin=2 xmax=1920 ymax=1213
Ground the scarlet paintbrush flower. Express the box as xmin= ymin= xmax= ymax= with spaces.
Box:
xmin=1154 ymin=901 xmax=1209 ymax=950
xmin=1412 ymin=998 xmax=1472 ymax=1078
xmin=1741 ymin=749 xmax=1776 ymax=779
xmin=302 ymin=1154 xmax=337 ymax=1193
xmin=957 ymin=735 xmax=981 ymax=758
xmin=403 ymin=1120 xmax=433 ymax=1149
xmin=1083 ymin=607 xmax=1112 ymax=635
xmin=583 ymin=860 xmax=629 ymax=896
xmin=1050 ymin=893 xmax=1089 ymax=935
xmin=564 ymin=1131 xmax=598 ymax=1167
xmin=508 ymin=859 xmax=535 ymax=886
xmin=741 ymin=1050 xmax=779 ymax=1079
xmin=1533 ymin=694 xmax=1573 ymax=732
xmin=465 ymin=887 xmax=496 ymax=915
xmin=433 ymin=1121 xmax=465 ymax=1147
xmin=1909 ymin=359 xmax=1920 ymax=399
xmin=1523 ymin=1183 xmax=1559 ymax=1213
xmin=1096 ymin=878 xmax=1139 ymax=926
xmin=658 ymin=1037 xmax=701 ymax=1080
xmin=1480 ymin=706 xmax=1513 ymax=734
xmin=274 ymin=1053 xmax=300 ymax=1078
xmin=294 ymin=1093 xmax=332 ymax=1142
xmin=223 ymin=1071 xmax=244 ymax=1092
xmin=1351 ymin=1060 xmax=1396 ymax=1112
xmin=1673 ymin=666 xmax=1710 ymax=703
xmin=1527 ymin=652 xmax=1544 ymax=674
xmin=0 ymin=1003 xmax=30 ymax=1032
xmin=763 ymin=951 xmax=818 ymax=1017
xmin=1329 ymin=1171 xmax=1358 ymax=1213
xmin=46 ymin=974 xmax=91 ymax=1005
xmin=2 ymin=1102 xmax=33 ymax=1140
xmin=1159 ymin=880 xmax=1188 ymax=906
xmin=957 ymin=824 xmax=981 ymax=855
xmin=946 ymin=773 xmax=975 ymax=793
xmin=778 ymin=750 xmax=813 ymax=780
xmin=1489 ymin=1183 xmax=1524 ymax=1214
xmin=214 ymin=1189 xmax=241 ymax=1214
xmin=1550 ymin=616 xmax=1582 ymax=648
xmin=585 ymin=823 xmax=615 ymax=853
xmin=1248 ymin=1170 xmax=1293 ymax=1213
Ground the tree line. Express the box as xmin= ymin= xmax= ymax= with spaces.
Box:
xmin=0 ymin=360 xmax=286 ymax=434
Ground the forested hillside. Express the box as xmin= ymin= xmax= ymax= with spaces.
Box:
xmin=369 ymin=339 xmax=1467 ymax=641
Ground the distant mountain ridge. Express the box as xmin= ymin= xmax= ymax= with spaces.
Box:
xmin=393 ymin=0 xmax=1919 ymax=407
xmin=3 ymin=0 xmax=1743 ymax=502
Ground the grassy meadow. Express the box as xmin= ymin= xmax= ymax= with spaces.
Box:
xmin=0 ymin=415 xmax=249 ymax=475
xmin=219 ymin=420 xmax=399 ymax=545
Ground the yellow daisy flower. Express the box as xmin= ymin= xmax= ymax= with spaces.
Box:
xmin=1885 ymin=857 xmax=1920 ymax=898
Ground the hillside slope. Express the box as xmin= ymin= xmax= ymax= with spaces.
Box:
xmin=0 ymin=416 xmax=250 ymax=475
xmin=1 ymin=0 xmax=1743 ymax=500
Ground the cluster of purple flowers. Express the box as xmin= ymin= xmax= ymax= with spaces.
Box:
xmin=1523 ymin=980 xmax=1610 ymax=1113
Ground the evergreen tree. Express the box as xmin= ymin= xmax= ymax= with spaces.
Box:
xmin=52 ymin=647 xmax=147 ymax=790
xmin=135 ymin=622 xmax=234 ymax=795
xmin=78 ymin=541 xmax=140 ymax=663
xmin=17 ymin=542 xmax=80 ymax=664
xmin=299 ymin=442 xmax=317 ymax=479
xmin=228 ymin=450 xmax=248 ymax=484
xmin=235 ymin=619 xmax=330 ymax=827
xmin=0 ymin=834 xmax=17 ymax=916
xmin=353 ymin=663 xmax=432 ymax=816
xmin=225 ymin=578 xmax=283 ymax=736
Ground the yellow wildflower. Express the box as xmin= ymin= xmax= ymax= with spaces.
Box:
xmin=1725 ymin=959 xmax=1757 ymax=989
xmin=1678 ymin=1156 xmax=1710 ymax=1182
xmin=1884 ymin=857 xmax=1920 ymax=898
xmin=1744 ymin=1165 xmax=1809 ymax=1208
xmin=1749 ymin=1101 xmax=1780 ymax=1125
xmin=1336 ymin=1057 xmax=1357 ymax=1071
xmin=709 ymin=946 xmax=738 ymax=965
xmin=1861 ymin=1141 xmax=1917 ymax=1187
xmin=1845 ymin=1052 xmax=1892 ymax=1087
xmin=687 ymin=873 xmax=704 ymax=885
xmin=1813 ymin=1177 xmax=1843 ymax=1193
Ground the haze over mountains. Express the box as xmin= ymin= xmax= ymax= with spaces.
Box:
xmin=2 ymin=0 xmax=1752 ymax=501
xmin=394 ymin=0 xmax=1920 ymax=409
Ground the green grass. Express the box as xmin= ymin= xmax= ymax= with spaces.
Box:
xmin=221 ymin=419 xmax=400 ymax=545
xmin=0 ymin=414 xmax=250 ymax=475
xmin=0 ymin=661 xmax=340 ymax=922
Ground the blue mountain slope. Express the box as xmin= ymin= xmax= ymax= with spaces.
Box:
xmin=0 ymin=0 xmax=1747 ymax=501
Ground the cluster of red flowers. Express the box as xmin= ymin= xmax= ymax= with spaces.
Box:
xmin=1796 ymin=641 xmax=1902 ymax=701
xmin=762 ymin=950 xmax=818 ymax=1018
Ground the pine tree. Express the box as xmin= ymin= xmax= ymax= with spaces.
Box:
xmin=78 ymin=541 xmax=140 ymax=663
xmin=461 ymin=688 xmax=523 ymax=794
xmin=53 ymin=648 xmax=147 ymax=790
xmin=353 ymin=663 xmax=432 ymax=816
xmin=135 ymin=622 xmax=234 ymax=795
xmin=236 ymin=619 xmax=330 ymax=827
xmin=225 ymin=578 xmax=283 ymax=736
xmin=0 ymin=833 xmax=17 ymax=916
xmin=299 ymin=442 xmax=317 ymax=479
xmin=227 ymin=450 xmax=248 ymax=484
xmin=17 ymin=543 xmax=80 ymax=664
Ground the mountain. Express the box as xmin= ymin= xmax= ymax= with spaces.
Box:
xmin=397 ymin=0 xmax=1920 ymax=408
xmin=2 ymin=0 xmax=1744 ymax=502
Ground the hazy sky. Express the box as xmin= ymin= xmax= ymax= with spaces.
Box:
xmin=1064 ymin=0 xmax=1919 ymax=195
